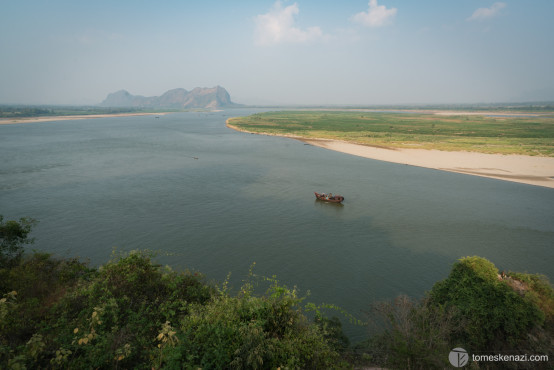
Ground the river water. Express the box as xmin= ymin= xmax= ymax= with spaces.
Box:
xmin=1 ymin=109 xmax=553 ymax=341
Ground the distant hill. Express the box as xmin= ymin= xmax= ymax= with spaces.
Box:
xmin=99 ymin=86 xmax=238 ymax=109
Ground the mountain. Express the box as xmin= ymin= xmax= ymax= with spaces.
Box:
xmin=99 ymin=86 xmax=237 ymax=109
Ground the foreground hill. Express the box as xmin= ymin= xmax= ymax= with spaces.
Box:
xmin=99 ymin=86 xmax=238 ymax=109
xmin=1 ymin=216 xmax=552 ymax=369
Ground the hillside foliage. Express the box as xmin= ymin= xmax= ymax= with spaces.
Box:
xmin=1 ymin=217 xmax=553 ymax=369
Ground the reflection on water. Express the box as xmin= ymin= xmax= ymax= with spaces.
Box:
xmin=1 ymin=109 xmax=553 ymax=341
xmin=314 ymin=199 xmax=345 ymax=211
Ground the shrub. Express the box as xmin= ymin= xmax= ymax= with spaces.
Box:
xmin=360 ymin=295 xmax=461 ymax=369
xmin=0 ymin=216 xmax=36 ymax=269
xmin=428 ymin=256 xmax=545 ymax=350
xmin=507 ymin=272 xmax=554 ymax=325
xmin=50 ymin=251 xmax=215 ymax=369
xmin=169 ymin=278 xmax=345 ymax=369
xmin=0 ymin=252 xmax=91 ymax=348
xmin=1 ymin=250 xmax=346 ymax=369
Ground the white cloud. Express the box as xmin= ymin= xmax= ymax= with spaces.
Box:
xmin=254 ymin=1 xmax=323 ymax=46
xmin=467 ymin=2 xmax=506 ymax=21
xmin=351 ymin=0 xmax=397 ymax=28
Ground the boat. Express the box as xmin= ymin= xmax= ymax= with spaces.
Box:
xmin=314 ymin=192 xmax=344 ymax=203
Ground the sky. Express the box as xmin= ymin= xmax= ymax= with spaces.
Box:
xmin=1 ymin=0 xmax=553 ymax=106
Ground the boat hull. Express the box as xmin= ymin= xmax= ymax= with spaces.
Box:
xmin=314 ymin=192 xmax=344 ymax=203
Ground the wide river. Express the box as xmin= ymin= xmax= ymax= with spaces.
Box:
xmin=1 ymin=109 xmax=553 ymax=341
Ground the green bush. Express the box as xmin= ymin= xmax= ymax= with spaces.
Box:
xmin=0 ymin=249 xmax=346 ymax=369
xmin=0 ymin=252 xmax=92 ymax=348
xmin=428 ymin=256 xmax=545 ymax=350
xmin=358 ymin=257 xmax=554 ymax=369
xmin=359 ymin=295 xmax=461 ymax=369
xmin=169 ymin=279 xmax=345 ymax=369
xmin=0 ymin=216 xmax=36 ymax=269
xmin=49 ymin=251 xmax=215 ymax=369
xmin=507 ymin=272 xmax=554 ymax=325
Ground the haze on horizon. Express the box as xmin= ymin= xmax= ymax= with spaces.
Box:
xmin=1 ymin=0 xmax=553 ymax=106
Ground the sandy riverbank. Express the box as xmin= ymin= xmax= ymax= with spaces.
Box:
xmin=303 ymin=138 xmax=554 ymax=188
xmin=0 ymin=112 xmax=168 ymax=125
xmin=226 ymin=120 xmax=554 ymax=188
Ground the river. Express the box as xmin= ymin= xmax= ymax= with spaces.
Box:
xmin=1 ymin=109 xmax=553 ymax=341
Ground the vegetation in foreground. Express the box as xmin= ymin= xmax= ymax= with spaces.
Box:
xmin=228 ymin=111 xmax=554 ymax=156
xmin=1 ymin=216 xmax=553 ymax=369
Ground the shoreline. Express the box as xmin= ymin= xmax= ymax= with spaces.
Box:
xmin=295 ymin=108 xmax=550 ymax=117
xmin=226 ymin=119 xmax=554 ymax=188
xmin=0 ymin=112 xmax=170 ymax=125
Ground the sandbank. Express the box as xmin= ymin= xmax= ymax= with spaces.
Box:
xmin=226 ymin=120 xmax=554 ymax=188
xmin=302 ymin=138 xmax=554 ymax=188
xmin=0 ymin=112 xmax=168 ymax=125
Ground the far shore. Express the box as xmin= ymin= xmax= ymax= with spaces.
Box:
xmin=0 ymin=112 xmax=170 ymax=125
xmin=226 ymin=119 xmax=554 ymax=188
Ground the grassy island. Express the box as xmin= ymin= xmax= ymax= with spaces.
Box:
xmin=227 ymin=111 xmax=554 ymax=156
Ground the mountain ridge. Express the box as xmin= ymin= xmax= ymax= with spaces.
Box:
xmin=99 ymin=86 xmax=238 ymax=109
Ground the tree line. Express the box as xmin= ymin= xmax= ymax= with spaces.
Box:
xmin=0 ymin=105 xmax=146 ymax=118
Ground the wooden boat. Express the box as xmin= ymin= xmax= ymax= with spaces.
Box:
xmin=314 ymin=192 xmax=344 ymax=203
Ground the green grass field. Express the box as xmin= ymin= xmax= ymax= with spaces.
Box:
xmin=228 ymin=111 xmax=554 ymax=156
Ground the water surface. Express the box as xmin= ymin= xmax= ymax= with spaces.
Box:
xmin=1 ymin=109 xmax=553 ymax=340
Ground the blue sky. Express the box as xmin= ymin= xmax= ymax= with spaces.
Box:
xmin=1 ymin=0 xmax=553 ymax=105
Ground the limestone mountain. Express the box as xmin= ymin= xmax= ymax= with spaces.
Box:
xmin=99 ymin=86 xmax=237 ymax=109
